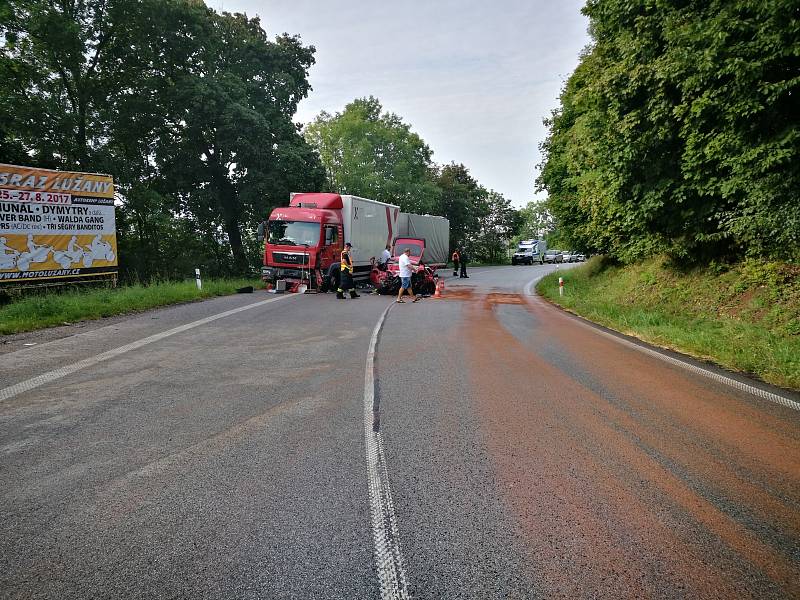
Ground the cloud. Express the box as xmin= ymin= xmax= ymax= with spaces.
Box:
xmin=218 ymin=0 xmax=590 ymax=206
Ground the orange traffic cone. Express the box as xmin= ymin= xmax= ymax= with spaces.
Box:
xmin=434 ymin=278 xmax=444 ymax=298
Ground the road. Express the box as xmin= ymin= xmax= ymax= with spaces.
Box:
xmin=1 ymin=265 xmax=798 ymax=599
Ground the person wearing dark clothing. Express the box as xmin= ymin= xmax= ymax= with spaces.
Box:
xmin=459 ymin=249 xmax=469 ymax=278
xmin=451 ymin=249 xmax=460 ymax=277
xmin=256 ymin=219 xmax=267 ymax=243
xmin=337 ymin=242 xmax=360 ymax=299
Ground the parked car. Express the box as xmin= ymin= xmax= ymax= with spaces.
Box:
xmin=543 ymin=249 xmax=563 ymax=263
xmin=575 ymin=253 xmax=586 ymax=262
xmin=562 ymin=250 xmax=575 ymax=262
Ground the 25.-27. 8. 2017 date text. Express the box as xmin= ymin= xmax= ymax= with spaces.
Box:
xmin=0 ymin=188 xmax=71 ymax=204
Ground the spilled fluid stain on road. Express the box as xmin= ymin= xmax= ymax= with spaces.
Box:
xmin=457 ymin=288 xmax=800 ymax=599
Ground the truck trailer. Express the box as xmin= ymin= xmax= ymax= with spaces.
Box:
xmin=395 ymin=213 xmax=449 ymax=267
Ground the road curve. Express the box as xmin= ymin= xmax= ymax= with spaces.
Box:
xmin=1 ymin=264 xmax=798 ymax=599
xmin=379 ymin=265 xmax=800 ymax=599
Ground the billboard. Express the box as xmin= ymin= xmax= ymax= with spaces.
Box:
xmin=0 ymin=164 xmax=118 ymax=284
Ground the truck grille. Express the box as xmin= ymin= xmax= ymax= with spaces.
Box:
xmin=279 ymin=268 xmax=304 ymax=279
xmin=272 ymin=252 xmax=310 ymax=264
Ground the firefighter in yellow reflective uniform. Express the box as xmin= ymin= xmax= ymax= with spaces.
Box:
xmin=337 ymin=242 xmax=360 ymax=299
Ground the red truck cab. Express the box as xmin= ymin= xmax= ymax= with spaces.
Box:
xmin=262 ymin=193 xmax=343 ymax=289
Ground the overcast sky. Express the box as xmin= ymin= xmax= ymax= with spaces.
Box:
xmin=216 ymin=0 xmax=591 ymax=207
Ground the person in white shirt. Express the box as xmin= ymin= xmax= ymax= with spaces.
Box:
xmin=379 ymin=245 xmax=391 ymax=271
xmin=396 ymin=247 xmax=420 ymax=303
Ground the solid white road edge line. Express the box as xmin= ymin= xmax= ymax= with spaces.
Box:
xmin=524 ymin=275 xmax=800 ymax=413
xmin=0 ymin=294 xmax=297 ymax=403
xmin=364 ymin=303 xmax=409 ymax=600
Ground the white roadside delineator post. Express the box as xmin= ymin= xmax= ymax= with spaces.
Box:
xmin=195 ymin=268 xmax=202 ymax=290
xmin=559 ymin=276 xmax=564 ymax=297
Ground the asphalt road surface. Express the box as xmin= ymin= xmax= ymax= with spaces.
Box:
xmin=1 ymin=265 xmax=798 ymax=599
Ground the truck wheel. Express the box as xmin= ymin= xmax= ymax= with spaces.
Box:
xmin=325 ymin=269 xmax=340 ymax=292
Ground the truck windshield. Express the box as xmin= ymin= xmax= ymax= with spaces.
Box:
xmin=517 ymin=247 xmax=532 ymax=253
xmin=268 ymin=221 xmax=319 ymax=247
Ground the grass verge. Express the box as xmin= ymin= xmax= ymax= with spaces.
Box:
xmin=0 ymin=278 xmax=261 ymax=335
xmin=537 ymin=257 xmax=800 ymax=391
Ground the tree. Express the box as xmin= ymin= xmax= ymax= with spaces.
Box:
xmin=516 ymin=200 xmax=555 ymax=241
xmin=305 ymin=97 xmax=440 ymax=214
xmin=431 ymin=162 xmax=486 ymax=251
xmin=156 ymin=12 xmax=325 ymax=273
xmin=1 ymin=1 xmax=325 ymax=277
xmin=537 ymin=0 xmax=800 ymax=264
xmin=471 ymin=191 xmax=519 ymax=263
xmin=0 ymin=0 xmax=200 ymax=172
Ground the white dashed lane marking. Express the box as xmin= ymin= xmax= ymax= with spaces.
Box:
xmin=363 ymin=303 xmax=409 ymax=600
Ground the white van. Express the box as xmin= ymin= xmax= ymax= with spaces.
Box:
xmin=512 ymin=239 xmax=546 ymax=265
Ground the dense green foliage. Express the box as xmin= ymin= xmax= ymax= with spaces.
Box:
xmin=512 ymin=200 xmax=563 ymax=249
xmin=537 ymin=0 xmax=800 ymax=264
xmin=1 ymin=0 xmax=324 ymax=280
xmin=430 ymin=162 xmax=519 ymax=260
xmin=305 ymin=97 xmax=441 ymax=214
xmin=2 ymin=2 xmax=526 ymax=277
xmin=305 ymin=98 xmax=520 ymax=260
xmin=538 ymin=257 xmax=800 ymax=389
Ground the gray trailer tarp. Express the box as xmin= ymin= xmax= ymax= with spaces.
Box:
xmin=396 ymin=213 xmax=450 ymax=265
